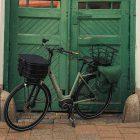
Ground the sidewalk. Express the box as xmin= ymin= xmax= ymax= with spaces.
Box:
xmin=0 ymin=113 xmax=140 ymax=140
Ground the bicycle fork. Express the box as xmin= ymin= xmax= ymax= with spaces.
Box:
xmin=24 ymin=84 xmax=40 ymax=109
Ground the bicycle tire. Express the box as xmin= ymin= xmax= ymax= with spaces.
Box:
xmin=4 ymin=83 xmax=50 ymax=131
xmin=74 ymin=75 xmax=113 ymax=119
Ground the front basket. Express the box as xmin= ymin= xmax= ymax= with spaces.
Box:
xmin=18 ymin=54 xmax=49 ymax=81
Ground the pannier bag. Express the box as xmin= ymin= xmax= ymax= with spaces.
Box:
xmin=18 ymin=54 xmax=49 ymax=81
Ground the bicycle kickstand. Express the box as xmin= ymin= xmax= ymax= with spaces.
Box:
xmin=68 ymin=106 xmax=76 ymax=128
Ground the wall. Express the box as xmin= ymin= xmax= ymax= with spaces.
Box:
xmin=136 ymin=0 xmax=140 ymax=89
xmin=0 ymin=0 xmax=4 ymax=88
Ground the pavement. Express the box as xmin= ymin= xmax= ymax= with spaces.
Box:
xmin=0 ymin=113 xmax=140 ymax=140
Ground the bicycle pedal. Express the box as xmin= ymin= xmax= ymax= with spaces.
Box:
xmin=69 ymin=117 xmax=75 ymax=121
xmin=69 ymin=117 xmax=76 ymax=128
xmin=72 ymin=122 xmax=76 ymax=128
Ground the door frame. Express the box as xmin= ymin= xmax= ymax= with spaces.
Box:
xmin=129 ymin=0 xmax=136 ymax=93
xmin=4 ymin=0 xmax=11 ymax=90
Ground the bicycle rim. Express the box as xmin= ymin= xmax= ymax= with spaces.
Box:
xmin=4 ymin=83 xmax=49 ymax=131
xmin=75 ymin=75 xmax=112 ymax=119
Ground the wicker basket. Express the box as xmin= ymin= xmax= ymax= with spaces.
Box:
xmin=18 ymin=54 xmax=49 ymax=82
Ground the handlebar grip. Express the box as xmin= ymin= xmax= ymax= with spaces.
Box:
xmin=64 ymin=50 xmax=73 ymax=54
xmin=63 ymin=50 xmax=79 ymax=55
xmin=72 ymin=51 xmax=79 ymax=55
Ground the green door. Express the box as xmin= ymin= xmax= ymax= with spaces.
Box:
xmin=70 ymin=0 xmax=130 ymax=111
xmin=5 ymin=0 xmax=133 ymax=112
xmin=5 ymin=0 xmax=69 ymax=110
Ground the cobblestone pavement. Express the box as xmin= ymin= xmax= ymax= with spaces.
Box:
xmin=0 ymin=113 xmax=140 ymax=140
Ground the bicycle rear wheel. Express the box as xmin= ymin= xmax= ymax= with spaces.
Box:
xmin=74 ymin=75 xmax=112 ymax=119
xmin=4 ymin=83 xmax=50 ymax=131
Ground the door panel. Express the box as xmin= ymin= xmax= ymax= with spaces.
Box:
xmin=8 ymin=0 xmax=68 ymax=111
xmin=70 ymin=0 xmax=130 ymax=111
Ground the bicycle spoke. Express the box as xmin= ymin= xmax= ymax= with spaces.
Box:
xmin=75 ymin=75 xmax=111 ymax=118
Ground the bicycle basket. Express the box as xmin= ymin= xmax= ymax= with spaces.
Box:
xmin=18 ymin=54 xmax=49 ymax=81
xmin=91 ymin=45 xmax=118 ymax=66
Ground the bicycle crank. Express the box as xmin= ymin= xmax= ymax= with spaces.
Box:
xmin=59 ymin=99 xmax=73 ymax=110
xmin=59 ymin=99 xmax=76 ymax=127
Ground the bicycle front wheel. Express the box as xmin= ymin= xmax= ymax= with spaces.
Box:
xmin=4 ymin=83 xmax=50 ymax=131
xmin=74 ymin=75 xmax=112 ymax=119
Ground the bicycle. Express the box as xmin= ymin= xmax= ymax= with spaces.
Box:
xmin=4 ymin=39 xmax=121 ymax=131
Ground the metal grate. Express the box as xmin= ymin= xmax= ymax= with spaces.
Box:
xmin=19 ymin=0 xmax=61 ymax=8
xmin=78 ymin=2 xmax=121 ymax=9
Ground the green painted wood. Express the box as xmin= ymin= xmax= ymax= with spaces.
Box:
xmin=3 ymin=0 xmax=11 ymax=90
xmin=8 ymin=0 xmax=19 ymax=91
xmin=4 ymin=0 xmax=135 ymax=112
xmin=119 ymin=0 xmax=130 ymax=110
xmin=59 ymin=0 xmax=69 ymax=93
xmin=129 ymin=0 xmax=136 ymax=93
xmin=69 ymin=0 xmax=79 ymax=88
xmin=18 ymin=8 xmax=61 ymax=18
xmin=78 ymin=10 xmax=121 ymax=19
xmin=5 ymin=0 xmax=68 ymax=111
xmin=79 ymin=35 xmax=121 ymax=45
xmin=70 ymin=0 xmax=133 ymax=112
xmin=17 ymin=34 xmax=60 ymax=45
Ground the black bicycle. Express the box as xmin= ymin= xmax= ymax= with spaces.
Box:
xmin=4 ymin=39 xmax=121 ymax=131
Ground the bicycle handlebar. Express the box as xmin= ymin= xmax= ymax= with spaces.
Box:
xmin=59 ymin=48 xmax=79 ymax=55
xmin=42 ymin=39 xmax=79 ymax=55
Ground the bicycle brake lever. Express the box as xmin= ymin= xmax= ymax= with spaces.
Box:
xmin=42 ymin=39 xmax=49 ymax=44
xmin=59 ymin=48 xmax=64 ymax=53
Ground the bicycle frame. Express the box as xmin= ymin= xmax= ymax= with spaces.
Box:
xmin=48 ymin=67 xmax=96 ymax=105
